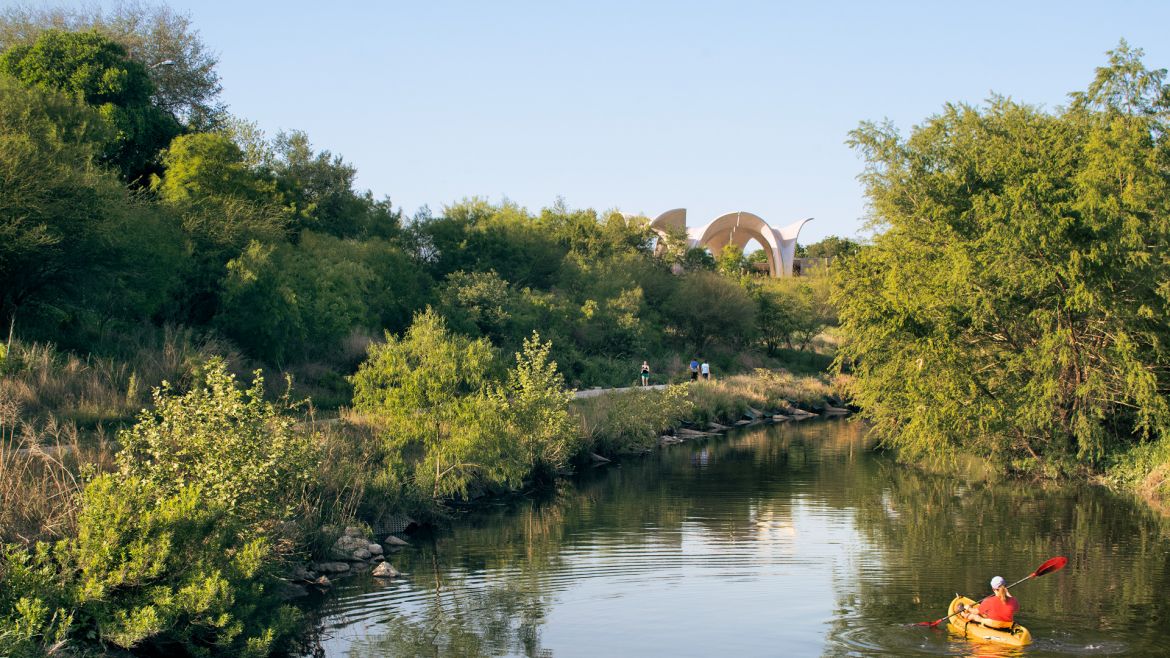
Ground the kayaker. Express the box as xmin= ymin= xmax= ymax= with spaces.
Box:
xmin=960 ymin=576 xmax=1019 ymax=629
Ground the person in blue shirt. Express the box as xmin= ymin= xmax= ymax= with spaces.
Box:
xmin=689 ymin=359 xmax=699 ymax=381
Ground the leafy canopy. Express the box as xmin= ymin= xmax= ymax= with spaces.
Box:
xmin=836 ymin=41 xmax=1170 ymax=474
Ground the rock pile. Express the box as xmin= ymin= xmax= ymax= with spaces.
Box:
xmin=283 ymin=526 xmax=408 ymax=597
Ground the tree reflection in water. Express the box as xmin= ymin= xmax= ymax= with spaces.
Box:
xmin=303 ymin=419 xmax=1170 ymax=657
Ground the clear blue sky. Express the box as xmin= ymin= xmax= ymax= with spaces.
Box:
xmin=176 ymin=1 xmax=1167 ymax=244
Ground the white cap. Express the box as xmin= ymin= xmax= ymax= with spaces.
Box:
xmin=991 ymin=576 xmax=1005 ymax=589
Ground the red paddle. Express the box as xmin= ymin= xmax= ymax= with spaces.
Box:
xmin=909 ymin=557 xmax=1068 ymax=627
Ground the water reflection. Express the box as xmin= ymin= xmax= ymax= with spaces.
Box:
xmin=303 ymin=419 xmax=1170 ymax=657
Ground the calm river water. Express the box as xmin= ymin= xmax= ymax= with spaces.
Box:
xmin=301 ymin=419 xmax=1170 ymax=657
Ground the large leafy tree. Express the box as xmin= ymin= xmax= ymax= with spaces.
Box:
xmin=0 ymin=1 xmax=223 ymax=126
xmin=0 ymin=28 xmax=179 ymax=181
xmin=667 ymin=271 xmax=756 ymax=351
xmin=836 ymin=42 xmax=1170 ymax=475
xmin=0 ymin=77 xmax=130 ymax=332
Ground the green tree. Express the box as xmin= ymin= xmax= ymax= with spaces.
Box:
xmin=217 ymin=233 xmax=380 ymax=363
xmin=667 ymin=271 xmax=756 ymax=350
xmin=716 ymin=244 xmax=752 ymax=277
xmin=117 ymin=358 xmax=317 ymax=525
xmin=496 ymin=333 xmax=580 ymax=480
xmin=0 ymin=76 xmax=130 ymax=333
xmin=0 ymin=1 xmax=224 ymax=126
xmin=153 ymin=132 xmax=277 ymax=204
xmin=804 ymin=235 xmax=861 ymax=259
xmin=836 ymin=42 xmax=1170 ymax=475
xmin=0 ymin=28 xmax=179 ymax=180
xmin=751 ymin=272 xmax=834 ymax=354
xmin=680 ymin=246 xmax=716 ymax=272
xmin=352 ymin=312 xmax=579 ymax=498
xmin=351 ymin=309 xmax=505 ymax=499
xmin=438 ymin=270 xmax=513 ymax=341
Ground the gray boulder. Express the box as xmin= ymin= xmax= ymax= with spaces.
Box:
xmin=333 ymin=534 xmax=375 ymax=560
xmin=372 ymin=562 xmax=400 ymax=577
xmin=384 ymin=535 xmax=410 ymax=547
xmin=287 ymin=564 xmax=318 ymax=582
xmin=312 ymin=561 xmax=350 ymax=573
xmin=279 ymin=582 xmax=309 ymax=599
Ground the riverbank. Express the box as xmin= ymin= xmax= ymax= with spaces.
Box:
xmin=0 ymin=356 xmax=844 ymax=657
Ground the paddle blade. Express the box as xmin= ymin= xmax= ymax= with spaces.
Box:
xmin=1031 ymin=557 xmax=1068 ymax=578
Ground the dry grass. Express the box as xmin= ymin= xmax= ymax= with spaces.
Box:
xmin=0 ymin=393 xmax=116 ymax=546
xmin=682 ymin=370 xmax=844 ymax=426
xmin=571 ymin=385 xmax=694 ymax=455
xmin=0 ymin=325 xmax=240 ymax=430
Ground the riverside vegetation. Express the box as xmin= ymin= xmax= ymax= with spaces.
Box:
xmin=0 ymin=4 xmax=845 ymax=655
xmin=835 ymin=41 xmax=1170 ymax=499
xmin=5 ymin=3 xmax=1168 ymax=656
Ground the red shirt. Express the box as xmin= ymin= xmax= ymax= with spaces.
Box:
xmin=978 ymin=594 xmax=1019 ymax=623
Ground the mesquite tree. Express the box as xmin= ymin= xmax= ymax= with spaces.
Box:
xmin=836 ymin=41 xmax=1170 ymax=475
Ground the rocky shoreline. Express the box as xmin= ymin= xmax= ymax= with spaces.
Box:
xmin=657 ymin=396 xmax=853 ymax=446
xmin=280 ymin=525 xmax=414 ymax=599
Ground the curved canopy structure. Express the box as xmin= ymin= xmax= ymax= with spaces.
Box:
xmin=647 ymin=209 xmax=813 ymax=276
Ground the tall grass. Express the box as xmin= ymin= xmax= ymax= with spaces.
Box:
xmin=0 ymin=395 xmax=115 ymax=546
xmin=0 ymin=325 xmax=240 ymax=430
xmin=572 ymin=370 xmax=846 ymax=451
xmin=572 ymin=385 xmax=694 ymax=455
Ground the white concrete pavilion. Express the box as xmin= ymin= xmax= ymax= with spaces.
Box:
xmin=646 ymin=209 xmax=813 ymax=277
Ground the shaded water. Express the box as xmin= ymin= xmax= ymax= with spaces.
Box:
xmin=302 ymin=419 xmax=1170 ymax=657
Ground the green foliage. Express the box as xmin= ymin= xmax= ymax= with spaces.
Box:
xmin=750 ymin=272 xmax=835 ymax=355
xmin=154 ymin=132 xmax=277 ymax=204
xmin=0 ymin=29 xmax=179 ymax=180
xmin=0 ymin=1 xmax=224 ymax=126
xmin=352 ymin=308 xmax=502 ymax=499
xmin=218 ymin=235 xmax=375 ymax=363
xmin=0 ymin=543 xmax=72 ymax=658
xmin=680 ymin=246 xmax=717 ymax=272
xmin=837 ymin=42 xmax=1170 ymax=474
xmin=116 ymin=357 xmax=316 ymax=524
xmin=0 ymin=477 xmax=300 ymax=656
xmin=499 ymin=333 xmax=581 ymax=479
xmin=438 ymin=270 xmax=512 ymax=341
xmin=667 ymin=271 xmax=756 ymax=350
xmin=0 ymin=75 xmax=135 ymax=331
xmin=803 ymin=235 xmax=861 ymax=259
xmin=716 ymin=244 xmax=751 ymax=277
xmin=577 ymin=385 xmax=693 ymax=455
xmin=2 ymin=357 xmax=312 ymax=656
xmin=408 ymin=197 xmax=564 ymax=288
xmin=67 ymin=475 xmax=299 ymax=654
xmin=352 ymin=311 xmax=579 ymax=499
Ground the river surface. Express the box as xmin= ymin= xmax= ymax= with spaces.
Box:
xmin=301 ymin=419 xmax=1170 ymax=657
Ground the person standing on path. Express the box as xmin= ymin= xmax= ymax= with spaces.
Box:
xmin=701 ymin=360 xmax=710 ymax=381
xmin=689 ymin=358 xmax=699 ymax=382
xmin=641 ymin=361 xmax=650 ymax=387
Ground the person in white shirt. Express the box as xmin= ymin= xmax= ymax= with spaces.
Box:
xmin=701 ymin=360 xmax=710 ymax=381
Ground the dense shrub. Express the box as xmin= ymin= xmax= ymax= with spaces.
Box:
xmin=0 ymin=476 xmax=300 ymax=656
xmin=116 ymin=357 xmax=317 ymax=526
xmin=352 ymin=310 xmax=579 ymax=499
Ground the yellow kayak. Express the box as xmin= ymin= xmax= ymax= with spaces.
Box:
xmin=947 ymin=596 xmax=1032 ymax=647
